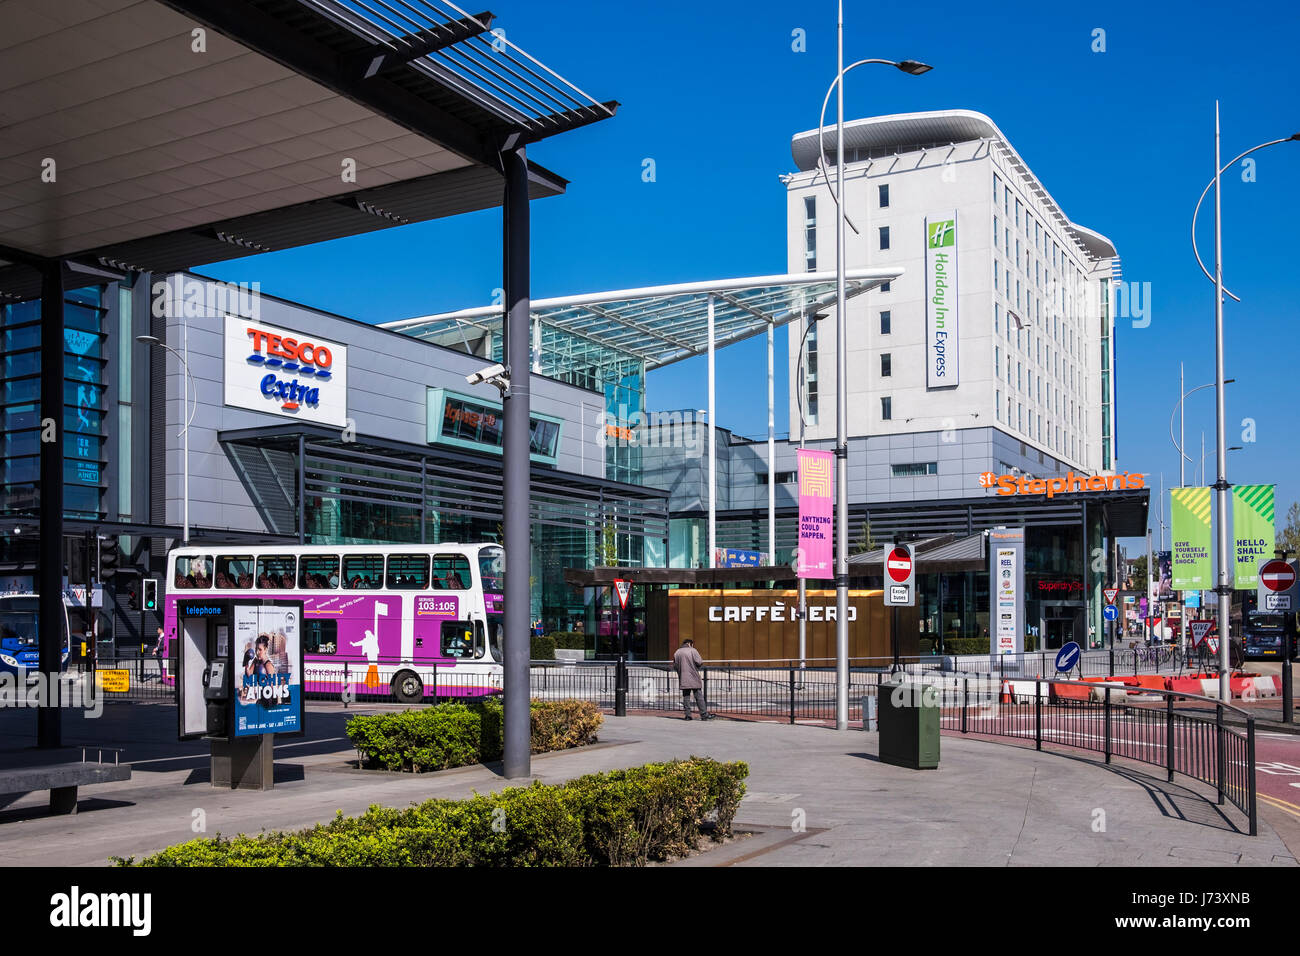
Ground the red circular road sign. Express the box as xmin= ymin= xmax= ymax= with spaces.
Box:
xmin=1260 ymin=560 xmax=1296 ymax=592
xmin=887 ymin=547 xmax=912 ymax=583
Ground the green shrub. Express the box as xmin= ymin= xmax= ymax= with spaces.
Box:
xmin=941 ymin=638 xmax=992 ymax=655
xmin=127 ymin=758 xmax=749 ymax=867
xmin=346 ymin=699 xmax=603 ymax=772
xmin=530 ymin=633 xmax=556 ymax=660
xmin=549 ymin=631 xmax=587 ymax=651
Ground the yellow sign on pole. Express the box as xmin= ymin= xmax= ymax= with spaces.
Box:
xmin=98 ymin=670 xmax=130 ymax=693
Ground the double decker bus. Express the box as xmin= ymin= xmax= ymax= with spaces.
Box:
xmin=1230 ymin=590 xmax=1297 ymax=661
xmin=164 ymin=543 xmax=504 ymax=702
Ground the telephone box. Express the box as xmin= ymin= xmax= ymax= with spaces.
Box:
xmin=176 ymin=598 xmax=304 ymax=789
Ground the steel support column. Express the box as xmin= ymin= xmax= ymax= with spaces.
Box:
xmin=39 ymin=261 xmax=64 ymax=748
xmin=502 ymin=141 xmax=532 ymax=779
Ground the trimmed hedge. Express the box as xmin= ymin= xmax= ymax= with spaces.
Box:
xmin=125 ymin=757 xmax=749 ymax=867
xmin=549 ymin=631 xmax=587 ymax=651
xmin=345 ymin=699 xmax=602 ymax=772
xmin=530 ymin=633 xmax=557 ymax=660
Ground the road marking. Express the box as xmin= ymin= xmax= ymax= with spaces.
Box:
xmin=1259 ymin=793 xmax=1300 ymax=820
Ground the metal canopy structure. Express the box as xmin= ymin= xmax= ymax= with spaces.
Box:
xmin=0 ymin=0 xmax=617 ymax=297
xmin=383 ymin=268 xmax=901 ymax=369
xmin=0 ymin=0 xmax=616 ymax=769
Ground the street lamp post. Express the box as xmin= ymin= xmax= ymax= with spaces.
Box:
xmin=1189 ymin=108 xmax=1298 ymax=700
xmin=138 ymin=334 xmax=196 ymax=543
xmin=821 ymin=3 xmax=931 ymax=729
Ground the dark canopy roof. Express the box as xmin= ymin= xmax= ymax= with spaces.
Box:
xmin=0 ymin=0 xmax=616 ymax=295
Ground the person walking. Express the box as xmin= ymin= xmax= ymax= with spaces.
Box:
xmin=152 ymin=626 xmax=166 ymax=680
xmin=672 ymin=638 xmax=713 ymax=720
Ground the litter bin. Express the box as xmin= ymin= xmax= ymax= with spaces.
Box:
xmin=878 ymin=681 xmax=940 ymax=769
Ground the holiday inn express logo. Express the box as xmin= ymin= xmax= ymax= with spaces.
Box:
xmin=928 ymin=219 xmax=955 ymax=248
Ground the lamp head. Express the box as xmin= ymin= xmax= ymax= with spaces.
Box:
xmin=136 ymin=335 xmax=160 ymax=345
xmin=896 ymin=60 xmax=933 ymax=75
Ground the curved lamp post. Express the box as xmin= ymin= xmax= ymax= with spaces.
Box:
xmin=818 ymin=3 xmax=931 ymax=730
xmin=1189 ymin=106 xmax=1298 ymax=700
xmin=138 ymin=335 xmax=197 ymax=543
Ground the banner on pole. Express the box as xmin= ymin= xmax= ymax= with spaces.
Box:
xmin=1170 ymin=487 xmax=1212 ymax=590
xmin=796 ymin=449 xmax=833 ymax=580
xmin=1232 ymin=484 xmax=1275 ymax=589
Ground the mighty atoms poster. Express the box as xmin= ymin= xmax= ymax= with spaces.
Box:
xmin=1170 ymin=487 xmax=1212 ymax=590
xmin=233 ymin=604 xmax=302 ymax=736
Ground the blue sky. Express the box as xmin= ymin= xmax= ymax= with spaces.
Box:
xmin=200 ymin=0 xmax=1300 ymax=542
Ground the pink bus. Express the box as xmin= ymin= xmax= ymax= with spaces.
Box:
xmin=164 ymin=543 xmax=504 ymax=702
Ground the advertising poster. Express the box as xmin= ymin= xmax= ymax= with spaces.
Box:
xmin=988 ymin=528 xmax=1024 ymax=656
xmin=233 ymin=605 xmax=301 ymax=736
xmin=1232 ymin=484 xmax=1275 ymax=589
xmin=1170 ymin=487 xmax=1212 ymax=590
xmin=1156 ymin=551 xmax=1173 ymax=600
xmin=924 ymin=212 xmax=959 ymax=388
xmin=797 ymin=449 xmax=833 ymax=579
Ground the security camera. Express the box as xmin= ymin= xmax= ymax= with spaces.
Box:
xmin=466 ymin=363 xmax=509 ymax=392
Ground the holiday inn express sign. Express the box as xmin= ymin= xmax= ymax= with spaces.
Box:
xmin=925 ymin=212 xmax=958 ymax=389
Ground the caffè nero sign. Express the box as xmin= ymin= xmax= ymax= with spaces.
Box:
xmin=708 ymin=603 xmax=858 ymax=623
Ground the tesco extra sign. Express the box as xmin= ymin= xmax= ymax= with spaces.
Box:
xmin=224 ymin=317 xmax=348 ymax=427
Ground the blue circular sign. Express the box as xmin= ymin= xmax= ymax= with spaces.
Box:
xmin=1054 ymin=641 xmax=1082 ymax=672
xmin=1103 ymin=604 xmax=1119 ymax=622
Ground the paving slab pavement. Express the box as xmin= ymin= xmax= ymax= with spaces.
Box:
xmin=0 ymin=704 xmax=1293 ymax=866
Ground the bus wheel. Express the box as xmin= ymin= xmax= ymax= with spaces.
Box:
xmin=392 ymin=671 xmax=424 ymax=704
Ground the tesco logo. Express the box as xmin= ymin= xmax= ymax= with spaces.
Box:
xmin=246 ymin=328 xmax=334 ymax=378
xmin=246 ymin=327 xmax=335 ymax=413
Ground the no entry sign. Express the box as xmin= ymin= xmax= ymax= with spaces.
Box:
xmin=1257 ymin=558 xmax=1299 ymax=612
xmin=1260 ymin=561 xmax=1296 ymax=592
xmin=883 ymin=541 xmax=915 ymax=607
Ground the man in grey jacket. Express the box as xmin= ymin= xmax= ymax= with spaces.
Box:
xmin=672 ymin=638 xmax=713 ymax=720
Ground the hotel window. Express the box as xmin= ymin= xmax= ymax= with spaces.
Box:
xmin=994 ymin=303 xmax=1000 ymax=332
xmin=1015 ymin=279 xmax=1021 ymax=308
xmin=892 ymin=462 xmax=938 ymax=477
xmin=1015 ymin=238 xmax=1020 ymax=264
xmin=881 ymin=396 xmax=892 ymax=420
xmin=880 ymin=310 xmax=891 ymax=334
xmin=879 ymin=226 xmax=890 ymax=250
xmin=993 ymin=173 xmax=1000 ymax=202
xmin=1015 ymin=199 xmax=1021 ymax=228
xmin=993 ymin=263 xmax=999 ymax=291
xmin=1005 ymin=228 xmax=1010 ymax=256
xmin=804 ymin=196 xmax=817 ymax=271
xmin=879 ymin=281 xmax=891 ymax=293
xmin=1018 ymin=404 xmax=1023 ymax=432
xmin=995 ymin=347 xmax=1001 ymax=376
xmin=881 ymin=353 xmax=892 ymax=377
xmin=996 ymin=390 xmax=1002 ymax=421
xmin=879 ymin=184 xmax=890 ymax=208
xmin=1004 ymin=185 xmax=1010 ymax=215
xmin=993 ymin=215 xmax=998 ymax=244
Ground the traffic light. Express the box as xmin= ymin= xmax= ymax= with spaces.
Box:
xmin=142 ymin=578 xmax=158 ymax=612
xmin=99 ymin=537 xmax=120 ymax=579
xmin=127 ymin=586 xmax=139 ymax=611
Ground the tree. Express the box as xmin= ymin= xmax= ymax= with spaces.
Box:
xmin=1127 ymin=555 xmax=1148 ymax=593
xmin=598 ymin=521 xmax=618 ymax=566
xmin=851 ymin=521 xmax=877 ymax=555
xmin=1279 ymin=501 xmax=1300 ymax=557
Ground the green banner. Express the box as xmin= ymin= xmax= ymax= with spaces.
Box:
xmin=1171 ymin=487 xmax=1212 ymax=590
xmin=1232 ymin=484 xmax=1275 ymax=589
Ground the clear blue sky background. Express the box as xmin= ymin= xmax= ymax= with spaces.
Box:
xmin=201 ymin=0 xmax=1300 ymax=547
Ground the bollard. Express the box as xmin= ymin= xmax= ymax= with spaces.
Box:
xmin=1165 ymin=693 xmax=1174 ymax=783
xmin=614 ymin=655 xmax=627 ymax=717
xmin=1215 ymin=701 xmax=1225 ymax=806
xmin=789 ymin=669 xmax=796 ymax=725
xmin=1034 ymin=679 xmax=1042 ymax=751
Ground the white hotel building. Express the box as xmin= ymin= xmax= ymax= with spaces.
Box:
xmin=786 ymin=109 xmax=1119 ymax=478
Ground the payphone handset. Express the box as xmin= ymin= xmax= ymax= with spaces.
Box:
xmin=203 ymin=660 xmax=228 ymax=700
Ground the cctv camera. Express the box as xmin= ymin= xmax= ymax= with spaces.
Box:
xmin=466 ymin=363 xmax=507 ymax=387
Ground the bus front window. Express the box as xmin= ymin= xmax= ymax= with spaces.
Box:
xmin=479 ymin=546 xmax=504 ymax=592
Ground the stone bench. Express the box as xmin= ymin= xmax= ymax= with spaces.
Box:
xmin=0 ymin=759 xmax=132 ymax=815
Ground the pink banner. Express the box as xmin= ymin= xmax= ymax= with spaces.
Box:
xmin=797 ymin=449 xmax=833 ymax=579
